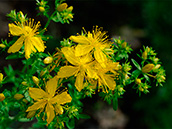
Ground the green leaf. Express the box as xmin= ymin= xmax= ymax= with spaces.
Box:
xmin=132 ymin=69 xmax=141 ymax=78
xmin=6 ymin=53 xmax=24 ymax=59
xmin=113 ymin=97 xmax=118 ymax=111
xmin=66 ymin=118 xmax=75 ymax=129
xmin=18 ymin=118 xmax=32 ymax=122
xmin=79 ymin=114 xmax=90 ymax=119
xmin=131 ymin=58 xmax=141 ymax=70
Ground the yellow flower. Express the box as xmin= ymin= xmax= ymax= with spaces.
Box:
xmin=142 ymin=64 xmax=155 ymax=73
xmin=26 ymin=77 xmax=72 ymax=125
xmin=7 ymin=19 xmax=45 ymax=59
xmin=57 ymin=47 xmax=95 ymax=92
xmin=69 ymin=26 xmax=112 ymax=67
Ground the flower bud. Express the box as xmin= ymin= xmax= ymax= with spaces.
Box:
xmin=161 ymin=75 xmax=166 ymax=80
xmin=23 ymin=99 xmax=28 ymax=104
xmin=66 ymin=6 xmax=73 ymax=12
xmin=142 ymin=51 xmax=147 ymax=60
xmin=43 ymin=57 xmax=53 ymax=64
xmin=135 ymin=78 xmax=141 ymax=85
xmin=68 ymin=14 xmax=73 ymax=19
xmin=40 ymin=69 xmax=48 ymax=77
xmin=57 ymin=3 xmax=68 ymax=12
xmin=142 ymin=64 xmax=155 ymax=73
xmin=153 ymin=58 xmax=159 ymax=63
xmin=27 ymin=110 xmax=36 ymax=118
xmin=21 ymin=81 xmax=27 ymax=86
xmin=121 ymin=42 xmax=127 ymax=48
xmin=55 ymin=104 xmax=64 ymax=115
xmin=0 ymin=73 xmax=3 ymax=83
xmin=0 ymin=44 xmax=6 ymax=48
xmin=14 ymin=94 xmax=24 ymax=100
xmin=39 ymin=6 xmax=45 ymax=12
xmin=138 ymin=87 xmax=144 ymax=92
xmin=153 ymin=64 xmax=161 ymax=70
xmin=32 ymin=76 xmax=39 ymax=85
xmin=0 ymin=93 xmax=5 ymax=101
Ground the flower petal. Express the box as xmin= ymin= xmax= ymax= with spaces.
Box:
xmin=7 ymin=36 xmax=24 ymax=53
xmin=31 ymin=37 xmax=45 ymax=52
xmin=24 ymin=38 xmax=33 ymax=59
xmin=101 ymin=74 xmax=116 ymax=90
xmin=9 ymin=23 xmax=23 ymax=36
xmin=75 ymin=44 xmax=93 ymax=57
xmin=94 ymin=48 xmax=107 ymax=67
xmin=46 ymin=77 xmax=58 ymax=97
xmin=50 ymin=91 xmax=72 ymax=105
xmin=29 ymin=87 xmax=48 ymax=101
xmin=45 ymin=102 xmax=55 ymax=125
xmin=26 ymin=100 xmax=47 ymax=112
xmin=75 ymin=71 xmax=85 ymax=92
xmin=61 ymin=47 xmax=79 ymax=65
xmin=69 ymin=35 xmax=89 ymax=44
xmin=57 ymin=66 xmax=79 ymax=78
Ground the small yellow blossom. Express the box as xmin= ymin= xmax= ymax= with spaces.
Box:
xmin=69 ymin=26 xmax=112 ymax=67
xmin=0 ymin=93 xmax=5 ymax=101
xmin=43 ymin=56 xmax=53 ymax=64
xmin=57 ymin=47 xmax=95 ymax=92
xmin=14 ymin=94 xmax=24 ymax=100
xmin=142 ymin=64 xmax=155 ymax=73
xmin=142 ymin=51 xmax=147 ymax=60
xmin=26 ymin=77 xmax=72 ymax=125
xmin=21 ymin=81 xmax=27 ymax=86
xmin=66 ymin=6 xmax=73 ymax=12
xmin=7 ymin=19 xmax=45 ymax=59
xmin=57 ymin=3 xmax=68 ymax=12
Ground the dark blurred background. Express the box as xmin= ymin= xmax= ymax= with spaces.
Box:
xmin=0 ymin=0 xmax=172 ymax=128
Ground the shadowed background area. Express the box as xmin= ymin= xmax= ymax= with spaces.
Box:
xmin=0 ymin=0 xmax=172 ymax=128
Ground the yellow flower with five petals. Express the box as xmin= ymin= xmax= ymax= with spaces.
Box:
xmin=8 ymin=19 xmax=45 ymax=59
xmin=26 ymin=77 xmax=72 ymax=125
xmin=69 ymin=26 xmax=112 ymax=67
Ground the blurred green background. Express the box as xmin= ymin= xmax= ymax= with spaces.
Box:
xmin=0 ymin=0 xmax=172 ymax=128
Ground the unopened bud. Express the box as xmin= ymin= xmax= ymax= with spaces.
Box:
xmin=153 ymin=58 xmax=159 ymax=63
xmin=139 ymin=87 xmax=144 ymax=92
xmin=142 ymin=51 xmax=147 ymax=60
xmin=161 ymin=75 xmax=166 ymax=80
xmin=0 ymin=44 xmax=6 ymax=48
xmin=55 ymin=105 xmax=64 ymax=115
xmin=40 ymin=69 xmax=47 ymax=77
xmin=0 ymin=93 xmax=5 ymax=101
xmin=66 ymin=6 xmax=73 ymax=12
xmin=135 ymin=78 xmax=141 ymax=85
xmin=121 ymin=42 xmax=127 ymax=48
xmin=43 ymin=57 xmax=53 ymax=64
xmin=23 ymin=99 xmax=28 ymax=104
xmin=32 ymin=76 xmax=39 ymax=85
xmin=14 ymin=94 xmax=24 ymax=100
xmin=39 ymin=6 xmax=45 ymax=12
xmin=153 ymin=64 xmax=161 ymax=71
xmin=27 ymin=110 xmax=36 ymax=118
xmin=68 ymin=14 xmax=73 ymax=19
xmin=142 ymin=64 xmax=155 ymax=73
xmin=0 ymin=73 xmax=3 ymax=83
xmin=21 ymin=81 xmax=27 ymax=86
xmin=57 ymin=3 xmax=68 ymax=12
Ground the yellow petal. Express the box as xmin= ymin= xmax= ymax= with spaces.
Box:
xmin=75 ymin=71 xmax=85 ymax=92
xmin=50 ymin=91 xmax=72 ymax=104
xmin=29 ymin=87 xmax=48 ymax=101
xmin=9 ymin=23 xmax=23 ymax=36
xmin=45 ymin=102 xmax=55 ymax=125
xmin=61 ymin=47 xmax=79 ymax=65
xmin=7 ymin=36 xmax=24 ymax=53
xmin=46 ymin=77 xmax=58 ymax=97
xmin=69 ymin=35 xmax=89 ymax=44
xmin=57 ymin=66 xmax=79 ymax=78
xmin=75 ymin=44 xmax=93 ymax=56
xmin=31 ymin=37 xmax=45 ymax=52
xmin=24 ymin=38 xmax=32 ymax=59
xmin=94 ymin=48 xmax=107 ymax=67
xmin=26 ymin=100 xmax=47 ymax=112
xmin=101 ymin=74 xmax=116 ymax=90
